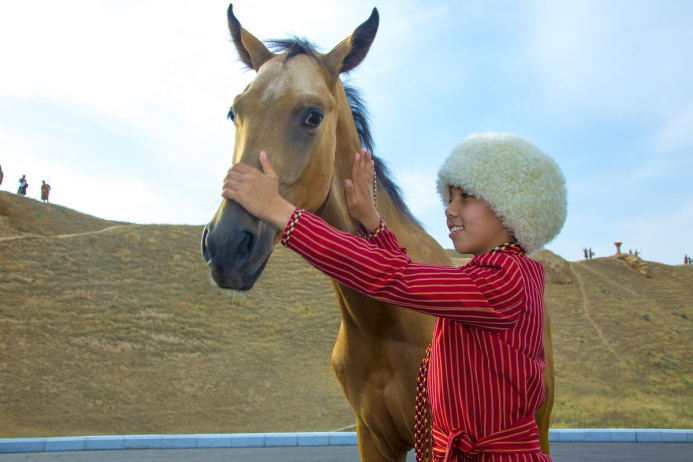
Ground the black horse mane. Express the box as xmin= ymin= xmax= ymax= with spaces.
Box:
xmin=266 ymin=37 xmax=420 ymax=225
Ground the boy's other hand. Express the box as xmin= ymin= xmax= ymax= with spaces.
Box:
xmin=344 ymin=148 xmax=381 ymax=231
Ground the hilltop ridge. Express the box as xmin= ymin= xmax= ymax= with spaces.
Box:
xmin=0 ymin=191 xmax=125 ymax=239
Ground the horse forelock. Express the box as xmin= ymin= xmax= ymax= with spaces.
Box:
xmin=267 ymin=37 xmax=320 ymax=61
xmin=264 ymin=37 xmax=420 ymax=226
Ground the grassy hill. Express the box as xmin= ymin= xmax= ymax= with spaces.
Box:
xmin=1 ymin=191 xmax=691 ymax=438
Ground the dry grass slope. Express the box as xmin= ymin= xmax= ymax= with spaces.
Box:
xmin=1 ymin=191 xmax=691 ymax=438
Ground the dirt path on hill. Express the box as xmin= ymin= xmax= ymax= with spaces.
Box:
xmin=0 ymin=225 xmax=137 ymax=242
xmin=569 ymin=264 xmax=624 ymax=364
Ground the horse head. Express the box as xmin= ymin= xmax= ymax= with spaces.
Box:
xmin=202 ymin=4 xmax=379 ymax=290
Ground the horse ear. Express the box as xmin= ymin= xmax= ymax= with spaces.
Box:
xmin=323 ymin=8 xmax=379 ymax=79
xmin=227 ymin=4 xmax=274 ymax=71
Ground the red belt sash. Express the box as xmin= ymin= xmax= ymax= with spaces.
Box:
xmin=434 ymin=415 xmax=541 ymax=461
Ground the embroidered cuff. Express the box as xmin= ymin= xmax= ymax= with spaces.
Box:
xmin=281 ymin=208 xmax=304 ymax=246
xmin=356 ymin=219 xmax=386 ymax=240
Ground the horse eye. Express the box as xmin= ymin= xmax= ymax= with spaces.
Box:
xmin=227 ymin=108 xmax=236 ymax=124
xmin=304 ymin=111 xmax=323 ymax=128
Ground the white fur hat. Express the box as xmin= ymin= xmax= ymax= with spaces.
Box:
xmin=436 ymin=133 xmax=567 ymax=255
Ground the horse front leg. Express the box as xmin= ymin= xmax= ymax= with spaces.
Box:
xmin=356 ymin=419 xmax=408 ymax=462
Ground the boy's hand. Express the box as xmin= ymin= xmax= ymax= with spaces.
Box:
xmin=222 ymin=151 xmax=295 ymax=229
xmin=344 ymin=148 xmax=381 ymax=231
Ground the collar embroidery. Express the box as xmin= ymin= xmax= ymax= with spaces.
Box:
xmin=489 ymin=242 xmax=526 ymax=256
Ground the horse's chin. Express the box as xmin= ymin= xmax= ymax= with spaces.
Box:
xmin=210 ymin=250 xmax=272 ymax=291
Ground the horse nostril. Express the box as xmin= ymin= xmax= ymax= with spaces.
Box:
xmin=238 ymin=231 xmax=254 ymax=265
xmin=201 ymin=226 xmax=211 ymax=262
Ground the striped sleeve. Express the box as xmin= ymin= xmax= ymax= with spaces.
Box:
xmin=284 ymin=210 xmax=524 ymax=331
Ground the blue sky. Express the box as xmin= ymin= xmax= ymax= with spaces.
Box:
xmin=1 ymin=0 xmax=691 ymax=265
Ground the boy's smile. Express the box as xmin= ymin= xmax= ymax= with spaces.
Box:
xmin=446 ymin=186 xmax=514 ymax=256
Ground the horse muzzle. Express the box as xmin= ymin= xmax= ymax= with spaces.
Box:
xmin=201 ymin=199 xmax=275 ymax=291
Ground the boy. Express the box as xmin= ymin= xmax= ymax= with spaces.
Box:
xmin=222 ymin=132 xmax=567 ymax=461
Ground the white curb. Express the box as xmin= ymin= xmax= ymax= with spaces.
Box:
xmin=1 ymin=430 xmax=691 ymax=453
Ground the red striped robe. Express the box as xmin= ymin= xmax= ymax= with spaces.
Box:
xmin=283 ymin=210 xmax=551 ymax=462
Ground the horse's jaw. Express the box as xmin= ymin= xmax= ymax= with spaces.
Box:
xmin=201 ymin=199 xmax=275 ymax=291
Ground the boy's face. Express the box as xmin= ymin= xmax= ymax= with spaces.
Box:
xmin=445 ymin=186 xmax=514 ymax=256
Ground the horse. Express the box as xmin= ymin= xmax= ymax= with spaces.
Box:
xmin=202 ymin=5 xmax=554 ymax=461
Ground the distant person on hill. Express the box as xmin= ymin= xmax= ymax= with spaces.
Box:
xmin=0 ymin=164 xmax=4 ymax=186
xmin=17 ymin=175 xmax=28 ymax=196
xmin=41 ymin=180 xmax=51 ymax=203
xmin=221 ymin=133 xmax=567 ymax=461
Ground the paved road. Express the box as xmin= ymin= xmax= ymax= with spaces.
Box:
xmin=1 ymin=443 xmax=691 ymax=461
